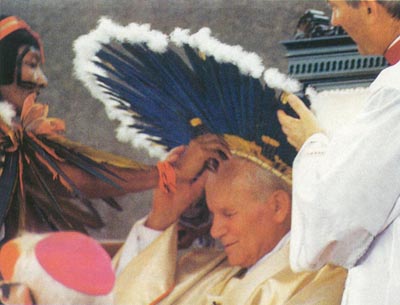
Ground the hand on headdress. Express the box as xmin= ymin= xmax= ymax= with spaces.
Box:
xmin=173 ymin=134 xmax=231 ymax=183
xmin=146 ymin=134 xmax=229 ymax=231
xmin=277 ymin=93 xmax=323 ymax=151
xmin=146 ymin=166 xmax=207 ymax=231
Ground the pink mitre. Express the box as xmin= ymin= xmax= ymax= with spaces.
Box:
xmin=35 ymin=231 xmax=115 ymax=295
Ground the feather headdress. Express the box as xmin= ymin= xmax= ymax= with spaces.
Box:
xmin=74 ymin=17 xmax=301 ymax=186
xmin=73 ymin=18 xmax=304 ymax=236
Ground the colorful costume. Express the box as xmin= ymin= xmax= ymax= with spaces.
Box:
xmin=0 ymin=94 xmax=147 ymax=241
xmin=0 ymin=15 xmax=147 ymax=243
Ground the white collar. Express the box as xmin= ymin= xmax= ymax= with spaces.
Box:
xmin=388 ymin=35 xmax=400 ymax=50
xmin=247 ymin=232 xmax=290 ymax=274
xmin=0 ymin=100 xmax=17 ymax=125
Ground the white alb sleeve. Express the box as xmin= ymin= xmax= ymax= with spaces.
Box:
xmin=116 ymin=216 xmax=163 ymax=275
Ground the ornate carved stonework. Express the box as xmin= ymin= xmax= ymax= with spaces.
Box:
xmin=282 ymin=10 xmax=387 ymax=90
xmin=294 ymin=9 xmax=345 ymax=39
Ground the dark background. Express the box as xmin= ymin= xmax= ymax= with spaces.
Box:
xmin=0 ymin=0 xmax=329 ymax=239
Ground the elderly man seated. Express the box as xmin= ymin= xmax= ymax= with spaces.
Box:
xmin=113 ymin=134 xmax=347 ymax=305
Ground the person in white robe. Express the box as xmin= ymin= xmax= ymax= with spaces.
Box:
xmin=277 ymin=1 xmax=400 ymax=304
xmin=113 ymin=140 xmax=347 ymax=305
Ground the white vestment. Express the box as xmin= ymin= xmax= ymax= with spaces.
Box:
xmin=114 ymin=218 xmax=346 ymax=305
xmin=290 ymin=58 xmax=400 ymax=305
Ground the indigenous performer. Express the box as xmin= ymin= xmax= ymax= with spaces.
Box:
xmin=74 ymin=19 xmax=347 ymax=305
xmin=0 ymin=15 xmax=224 ymax=244
xmin=0 ymin=231 xmax=114 ymax=305
xmin=277 ymin=1 xmax=400 ymax=304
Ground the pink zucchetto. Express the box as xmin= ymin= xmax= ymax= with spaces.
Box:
xmin=35 ymin=231 xmax=115 ymax=296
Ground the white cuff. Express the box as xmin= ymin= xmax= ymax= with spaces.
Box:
xmin=116 ymin=216 xmax=163 ymax=275
xmin=299 ymin=132 xmax=329 ymax=155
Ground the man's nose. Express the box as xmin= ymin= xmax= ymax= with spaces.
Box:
xmin=210 ymin=217 xmax=226 ymax=239
xmin=330 ymin=11 xmax=340 ymax=26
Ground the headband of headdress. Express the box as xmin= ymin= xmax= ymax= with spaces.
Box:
xmin=0 ymin=16 xmax=44 ymax=61
xmin=73 ymin=17 xmax=302 ymax=185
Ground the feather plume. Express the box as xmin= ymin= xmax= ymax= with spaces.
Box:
xmin=73 ymin=17 xmax=170 ymax=158
xmin=264 ymin=67 xmax=303 ymax=93
xmin=0 ymin=95 xmax=132 ymax=237
xmin=74 ymin=18 xmax=299 ymax=162
xmin=73 ymin=19 xmax=301 ymax=232
xmin=0 ymin=102 xmax=16 ymax=126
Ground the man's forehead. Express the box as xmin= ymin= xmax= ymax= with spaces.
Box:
xmin=205 ymin=157 xmax=269 ymax=195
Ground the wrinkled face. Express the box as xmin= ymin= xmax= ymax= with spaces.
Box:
xmin=205 ymin=159 xmax=283 ymax=268
xmin=0 ymin=45 xmax=47 ymax=112
xmin=328 ymin=0 xmax=379 ymax=54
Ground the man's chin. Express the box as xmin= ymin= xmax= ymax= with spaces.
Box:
xmin=356 ymin=46 xmax=368 ymax=55
xmin=227 ymin=256 xmax=241 ymax=267
xmin=357 ymin=45 xmax=382 ymax=56
xmin=226 ymin=254 xmax=248 ymax=268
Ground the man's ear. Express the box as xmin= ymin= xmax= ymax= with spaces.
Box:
xmin=359 ymin=0 xmax=381 ymax=20
xmin=268 ymin=190 xmax=291 ymax=223
xmin=0 ymin=282 xmax=36 ymax=305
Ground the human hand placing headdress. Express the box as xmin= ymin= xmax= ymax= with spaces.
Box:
xmin=146 ymin=134 xmax=230 ymax=231
xmin=277 ymin=93 xmax=323 ymax=151
xmin=146 ymin=164 xmax=208 ymax=231
xmin=173 ymin=134 xmax=231 ymax=183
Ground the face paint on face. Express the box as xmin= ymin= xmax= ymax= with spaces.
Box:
xmin=0 ymin=45 xmax=47 ymax=112
xmin=16 ymin=45 xmax=47 ymax=90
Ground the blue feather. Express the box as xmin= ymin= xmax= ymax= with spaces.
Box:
xmin=89 ymin=28 xmax=296 ymax=168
